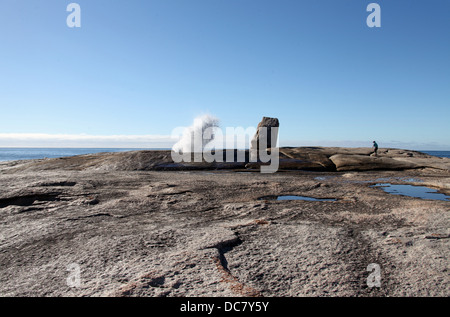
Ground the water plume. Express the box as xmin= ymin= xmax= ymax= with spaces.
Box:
xmin=172 ymin=115 xmax=220 ymax=153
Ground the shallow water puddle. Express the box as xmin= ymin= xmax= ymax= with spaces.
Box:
xmin=258 ymin=195 xmax=337 ymax=202
xmin=372 ymin=183 xmax=450 ymax=201
xmin=375 ymin=177 xmax=423 ymax=183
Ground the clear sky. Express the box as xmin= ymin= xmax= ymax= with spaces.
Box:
xmin=0 ymin=0 xmax=449 ymax=149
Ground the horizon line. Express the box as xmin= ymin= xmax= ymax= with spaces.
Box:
xmin=0 ymin=146 xmax=449 ymax=152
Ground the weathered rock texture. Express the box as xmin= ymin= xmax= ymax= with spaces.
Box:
xmin=0 ymin=148 xmax=448 ymax=297
xmin=1 ymin=147 xmax=448 ymax=174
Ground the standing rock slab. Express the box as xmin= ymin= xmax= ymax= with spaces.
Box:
xmin=250 ymin=117 xmax=279 ymax=162
xmin=251 ymin=117 xmax=279 ymax=150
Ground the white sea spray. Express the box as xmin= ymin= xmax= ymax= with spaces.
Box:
xmin=172 ymin=115 xmax=220 ymax=153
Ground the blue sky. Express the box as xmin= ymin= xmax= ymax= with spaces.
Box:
xmin=0 ymin=0 xmax=449 ymax=149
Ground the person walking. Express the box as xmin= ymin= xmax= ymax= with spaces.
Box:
xmin=372 ymin=141 xmax=379 ymax=156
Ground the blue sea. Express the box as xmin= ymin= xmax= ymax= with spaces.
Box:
xmin=0 ymin=148 xmax=449 ymax=162
xmin=422 ymin=151 xmax=450 ymax=159
xmin=0 ymin=148 xmax=168 ymax=162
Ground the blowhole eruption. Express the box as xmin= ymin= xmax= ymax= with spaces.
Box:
xmin=172 ymin=115 xmax=220 ymax=153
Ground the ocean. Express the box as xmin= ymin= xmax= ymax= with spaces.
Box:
xmin=0 ymin=148 xmax=166 ymax=162
xmin=422 ymin=151 xmax=450 ymax=159
xmin=0 ymin=148 xmax=449 ymax=162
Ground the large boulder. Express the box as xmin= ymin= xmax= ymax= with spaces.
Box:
xmin=279 ymin=147 xmax=336 ymax=170
xmin=246 ymin=159 xmax=331 ymax=171
xmin=329 ymin=154 xmax=419 ymax=171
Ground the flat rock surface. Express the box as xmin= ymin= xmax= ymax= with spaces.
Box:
xmin=0 ymin=148 xmax=449 ymax=297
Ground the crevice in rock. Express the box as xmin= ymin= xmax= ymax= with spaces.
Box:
xmin=0 ymin=193 xmax=62 ymax=208
xmin=66 ymin=212 xmax=124 ymax=221
xmin=210 ymin=234 xmax=262 ymax=297
xmin=216 ymin=237 xmax=242 ymax=272
xmin=111 ymin=272 xmax=168 ymax=297
xmin=37 ymin=181 xmax=77 ymax=187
